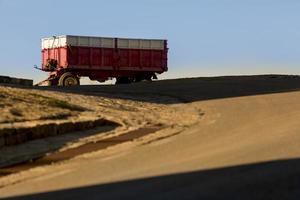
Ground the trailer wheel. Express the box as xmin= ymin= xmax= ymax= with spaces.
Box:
xmin=115 ymin=77 xmax=132 ymax=84
xmin=58 ymin=72 xmax=80 ymax=86
xmin=134 ymin=74 xmax=154 ymax=83
xmin=134 ymin=76 xmax=143 ymax=83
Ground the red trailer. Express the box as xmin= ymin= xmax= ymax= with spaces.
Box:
xmin=39 ymin=35 xmax=168 ymax=86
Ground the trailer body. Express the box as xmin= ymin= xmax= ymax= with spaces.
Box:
xmin=40 ymin=35 xmax=168 ymax=85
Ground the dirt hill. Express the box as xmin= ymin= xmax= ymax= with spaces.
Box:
xmin=0 ymin=75 xmax=300 ymax=200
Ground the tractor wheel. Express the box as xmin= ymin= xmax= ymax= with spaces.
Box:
xmin=58 ymin=72 xmax=80 ymax=86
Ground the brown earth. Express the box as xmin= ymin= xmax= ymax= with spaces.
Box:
xmin=0 ymin=75 xmax=300 ymax=200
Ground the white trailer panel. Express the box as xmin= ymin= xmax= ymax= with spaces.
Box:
xmin=41 ymin=36 xmax=67 ymax=49
xmin=117 ymin=38 xmax=164 ymax=50
xmin=41 ymin=35 xmax=165 ymax=50
xmin=66 ymin=36 xmax=115 ymax=48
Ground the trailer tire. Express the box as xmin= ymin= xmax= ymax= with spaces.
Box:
xmin=134 ymin=74 xmax=154 ymax=83
xmin=115 ymin=77 xmax=132 ymax=84
xmin=58 ymin=72 xmax=80 ymax=86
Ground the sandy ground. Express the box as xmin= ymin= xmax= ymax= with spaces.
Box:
xmin=0 ymin=75 xmax=300 ymax=199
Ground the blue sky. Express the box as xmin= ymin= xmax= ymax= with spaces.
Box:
xmin=0 ymin=0 xmax=300 ymax=83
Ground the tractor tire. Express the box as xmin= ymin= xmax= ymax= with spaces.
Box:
xmin=58 ymin=72 xmax=80 ymax=86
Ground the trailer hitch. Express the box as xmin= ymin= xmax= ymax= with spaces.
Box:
xmin=34 ymin=65 xmax=44 ymax=71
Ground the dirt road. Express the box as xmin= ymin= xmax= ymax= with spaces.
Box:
xmin=0 ymin=75 xmax=300 ymax=199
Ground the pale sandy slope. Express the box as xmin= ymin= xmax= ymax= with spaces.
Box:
xmin=1 ymin=88 xmax=300 ymax=199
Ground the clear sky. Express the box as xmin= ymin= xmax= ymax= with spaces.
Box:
xmin=0 ymin=0 xmax=299 ymax=83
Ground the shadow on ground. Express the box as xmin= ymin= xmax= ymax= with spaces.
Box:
xmin=0 ymin=125 xmax=117 ymax=174
xmin=0 ymin=126 xmax=158 ymax=177
xmin=35 ymin=75 xmax=300 ymax=104
xmin=3 ymin=158 xmax=300 ymax=200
